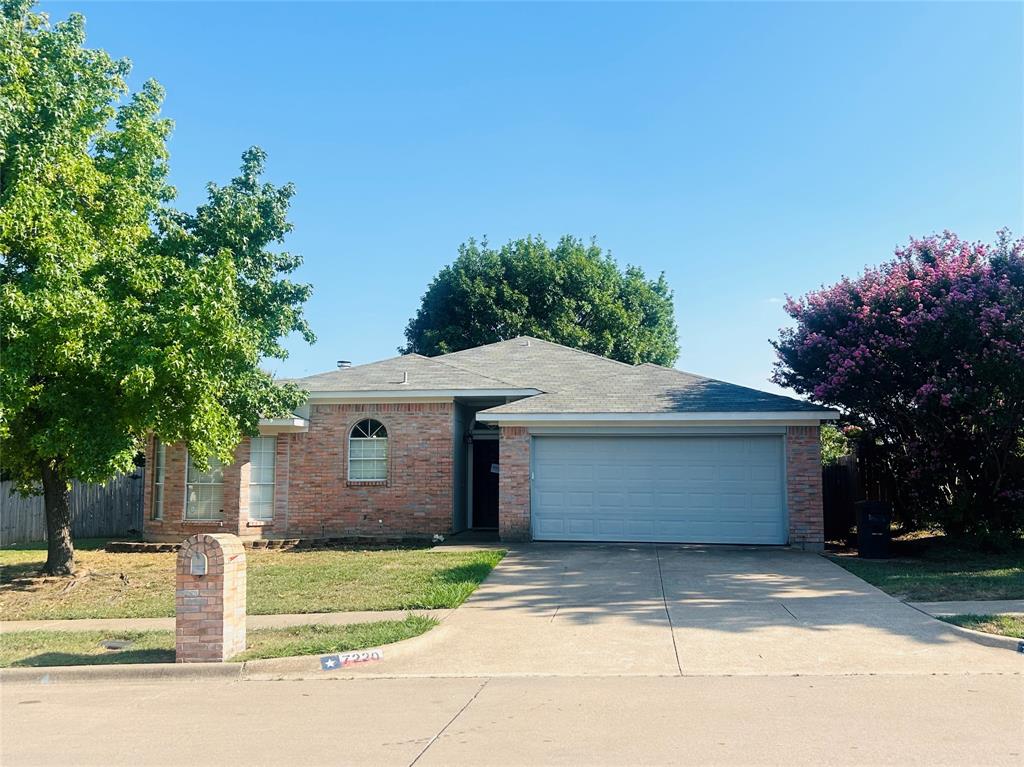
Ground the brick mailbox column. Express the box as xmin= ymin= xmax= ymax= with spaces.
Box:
xmin=176 ymin=533 xmax=247 ymax=662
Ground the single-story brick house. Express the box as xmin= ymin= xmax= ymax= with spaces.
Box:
xmin=143 ymin=337 xmax=837 ymax=549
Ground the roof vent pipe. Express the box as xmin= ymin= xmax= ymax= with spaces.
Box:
xmin=401 ymin=371 xmax=409 ymax=384
xmin=337 ymin=360 xmax=352 ymax=369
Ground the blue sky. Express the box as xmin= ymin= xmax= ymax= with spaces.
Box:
xmin=48 ymin=1 xmax=1023 ymax=394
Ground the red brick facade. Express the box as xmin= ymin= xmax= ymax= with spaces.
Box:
xmin=144 ymin=402 xmax=455 ymax=542
xmin=143 ymin=410 xmax=824 ymax=549
xmin=497 ymin=426 xmax=531 ymax=541
xmin=279 ymin=402 xmax=453 ymax=539
xmin=786 ymin=425 xmax=825 ymax=550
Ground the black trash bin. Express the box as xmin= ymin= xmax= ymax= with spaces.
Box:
xmin=856 ymin=500 xmax=891 ymax=558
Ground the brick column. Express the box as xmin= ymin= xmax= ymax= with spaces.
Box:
xmin=176 ymin=533 xmax=247 ymax=662
xmin=498 ymin=427 xmax=531 ymax=542
xmin=223 ymin=440 xmax=251 ymax=537
xmin=786 ymin=425 xmax=824 ymax=551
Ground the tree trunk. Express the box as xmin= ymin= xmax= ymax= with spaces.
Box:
xmin=41 ymin=461 xmax=75 ymax=576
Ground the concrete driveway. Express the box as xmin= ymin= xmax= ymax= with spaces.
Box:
xmin=266 ymin=544 xmax=1022 ymax=678
xmin=7 ymin=545 xmax=1022 ymax=767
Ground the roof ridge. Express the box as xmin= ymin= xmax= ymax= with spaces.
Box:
xmin=637 ymin=364 xmax=712 ymax=383
xmin=291 ymin=351 xmax=517 ymax=387
xmin=439 ymin=335 xmax=636 ymax=371
xmin=436 ymin=337 xmax=524 ymax=358
xmin=291 ymin=354 xmax=408 ymax=381
xmin=426 ymin=354 xmax=522 ymax=388
xmin=518 ymin=336 xmax=637 ymax=370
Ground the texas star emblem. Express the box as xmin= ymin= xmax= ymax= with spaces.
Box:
xmin=320 ymin=654 xmax=341 ymax=670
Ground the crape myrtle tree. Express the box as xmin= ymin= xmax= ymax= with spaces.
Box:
xmin=402 ymin=235 xmax=680 ymax=366
xmin=772 ymin=231 xmax=1024 ymax=540
xmin=0 ymin=2 xmax=313 ymax=574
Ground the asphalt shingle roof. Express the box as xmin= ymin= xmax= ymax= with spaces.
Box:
xmin=287 ymin=353 xmax=518 ymax=392
xmin=287 ymin=337 xmax=832 ymax=416
xmin=479 ymin=361 xmax=828 ymax=415
xmin=436 ymin=337 xmax=632 ymax=391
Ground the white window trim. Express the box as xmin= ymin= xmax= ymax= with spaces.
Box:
xmin=347 ymin=419 xmax=389 ymax=483
xmin=151 ymin=439 xmax=166 ymax=521
xmin=183 ymin=449 xmax=225 ymax=521
xmin=248 ymin=436 xmax=276 ymax=521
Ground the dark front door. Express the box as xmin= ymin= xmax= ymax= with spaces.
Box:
xmin=471 ymin=439 xmax=500 ymax=529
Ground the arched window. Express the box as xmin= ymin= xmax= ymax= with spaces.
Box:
xmin=348 ymin=419 xmax=388 ymax=481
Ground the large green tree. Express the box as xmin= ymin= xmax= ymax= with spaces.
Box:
xmin=0 ymin=2 xmax=313 ymax=574
xmin=402 ymin=235 xmax=680 ymax=365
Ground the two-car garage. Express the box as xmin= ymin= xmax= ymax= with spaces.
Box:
xmin=530 ymin=435 xmax=787 ymax=545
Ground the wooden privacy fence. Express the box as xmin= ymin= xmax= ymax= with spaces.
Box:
xmin=822 ymin=455 xmax=859 ymax=544
xmin=0 ymin=474 xmax=144 ymax=546
xmin=822 ymin=445 xmax=904 ymax=545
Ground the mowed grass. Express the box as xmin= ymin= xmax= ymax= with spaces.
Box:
xmin=940 ymin=614 xmax=1024 ymax=640
xmin=829 ymin=536 xmax=1023 ymax=602
xmin=0 ymin=629 xmax=175 ymax=667
xmin=0 ymin=540 xmax=504 ymax=620
xmin=231 ymin=615 xmax=437 ymax=661
xmin=0 ymin=615 xmax=437 ymax=667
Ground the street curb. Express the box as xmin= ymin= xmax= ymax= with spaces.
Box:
xmin=931 ymin=620 xmax=1024 ymax=654
xmin=0 ymin=661 xmax=244 ymax=686
xmin=900 ymin=603 xmax=1024 ymax=654
xmin=240 ymin=622 xmax=448 ymax=680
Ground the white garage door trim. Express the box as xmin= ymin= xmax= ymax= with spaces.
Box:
xmin=531 ymin=435 xmax=786 ymax=545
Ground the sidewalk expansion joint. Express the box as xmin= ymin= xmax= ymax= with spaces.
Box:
xmin=407 ymin=677 xmax=490 ymax=766
xmin=654 ymin=545 xmax=683 ymax=677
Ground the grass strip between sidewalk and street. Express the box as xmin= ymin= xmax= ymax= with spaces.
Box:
xmin=938 ymin=614 xmax=1024 ymax=640
xmin=1 ymin=541 xmax=504 ymax=620
xmin=0 ymin=614 xmax=438 ymax=667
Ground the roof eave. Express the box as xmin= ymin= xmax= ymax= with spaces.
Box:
xmin=476 ymin=410 xmax=840 ymax=425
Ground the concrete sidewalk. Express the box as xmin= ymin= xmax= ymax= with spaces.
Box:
xmin=909 ymin=599 xmax=1024 ymax=617
xmin=0 ymin=609 xmax=451 ymax=634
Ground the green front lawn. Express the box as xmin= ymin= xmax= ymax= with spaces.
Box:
xmin=829 ymin=536 xmax=1023 ymax=602
xmin=231 ymin=616 xmax=436 ymax=661
xmin=939 ymin=614 xmax=1024 ymax=640
xmin=0 ymin=615 xmax=437 ymax=668
xmin=0 ymin=541 xmax=504 ymax=620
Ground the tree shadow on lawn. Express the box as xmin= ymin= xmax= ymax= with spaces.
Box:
xmin=389 ymin=558 xmax=505 ymax=609
xmin=0 ymin=561 xmax=49 ymax=586
xmin=0 ymin=539 xmax=123 ymax=590
xmin=829 ymin=533 xmax=1024 ymax=602
xmin=8 ymin=648 xmax=175 ymax=668
xmin=838 ymin=532 xmax=1024 ymax=562
xmin=435 ymin=560 xmax=502 ymax=586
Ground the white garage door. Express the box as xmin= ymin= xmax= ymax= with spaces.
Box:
xmin=532 ymin=436 xmax=786 ymax=544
